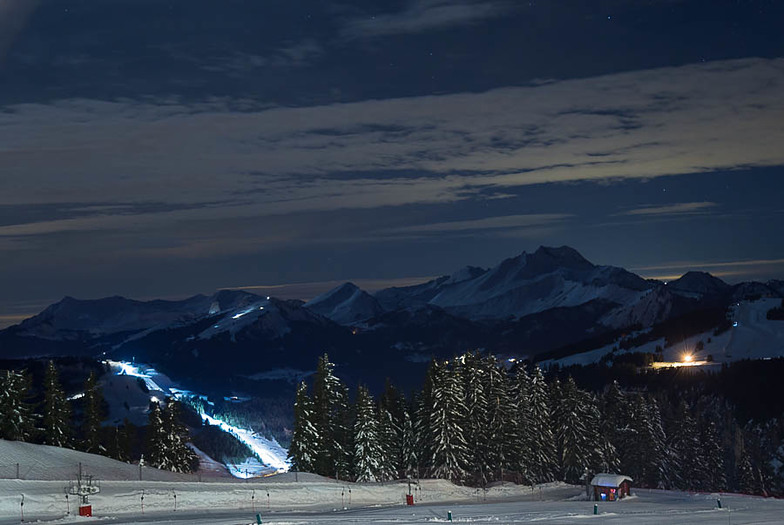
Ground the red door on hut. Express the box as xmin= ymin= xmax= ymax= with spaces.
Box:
xmin=590 ymin=474 xmax=632 ymax=501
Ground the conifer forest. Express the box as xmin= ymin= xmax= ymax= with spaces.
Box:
xmin=288 ymin=353 xmax=784 ymax=495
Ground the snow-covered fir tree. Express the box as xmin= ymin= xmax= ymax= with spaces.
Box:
xmin=145 ymin=400 xmax=198 ymax=473
xmin=42 ymin=361 xmax=72 ymax=448
xmin=353 ymin=385 xmax=384 ymax=482
xmin=428 ymin=359 xmax=470 ymax=482
xmin=379 ymin=381 xmax=406 ymax=479
xmin=737 ymin=449 xmax=757 ymax=494
xmin=377 ymin=407 xmax=400 ymax=481
xmin=401 ymin=409 xmax=419 ymax=478
xmin=312 ymin=354 xmax=351 ymax=478
xmin=0 ymin=369 xmax=34 ymax=441
xmin=145 ymin=402 xmax=167 ymax=468
xmin=700 ymin=420 xmax=727 ymax=491
xmin=511 ymin=365 xmax=534 ymax=482
xmin=620 ymin=394 xmax=670 ymax=488
xmin=81 ymin=371 xmax=104 ymax=453
xmin=553 ymin=376 xmax=602 ymax=484
xmin=288 ymin=381 xmax=320 ymax=473
xmin=459 ymin=352 xmax=490 ymax=484
xmin=483 ymin=355 xmax=516 ymax=482
xmin=525 ymin=367 xmax=558 ymax=483
xmin=668 ymin=400 xmax=707 ymax=490
xmin=162 ymin=400 xmax=199 ymax=472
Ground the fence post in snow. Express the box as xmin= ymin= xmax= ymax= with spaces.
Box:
xmin=266 ymin=490 xmax=270 ymax=511
xmin=20 ymin=494 xmax=24 ymax=522
xmin=252 ymin=489 xmax=256 ymax=512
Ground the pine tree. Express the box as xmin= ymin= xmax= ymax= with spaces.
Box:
xmin=0 ymin=369 xmax=35 ymax=441
xmin=377 ymin=407 xmax=400 ymax=481
xmin=553 ymin=377 xmax=602 ymax=484
xmin=414 ymin=362 xmax=438 ymax=477
xmin=621 ymin=394 xmax=669 ymax=488
xmin=401 ymin=408 xmax=418 ymax=478
xmin=460 ymin=352 xmax=489 ymax=484
xmin=484 ymin=355 xmax=516 ymax=482
xmin=145 ymin=400 xmax=198 ymax=472
xmin=145 ymin=402 xmax=167 ymax=468
xmin=526 ymin=367 xmax=558 ymax=483
xmin=599 ymin=381 xmax=625 ymax=473
xmin=511 ymin=366 xmax=533 ymax=483
xmin=428 ymin=360 xmax=470 ymax=482
xmin=288 ymin=381 xmax=321 ymax=473
xmin=116 ymin=419 xmax=135 ymax=462
xmin=161 ymin=400 xmax=199 ymax=472
xmin=42 ymin=361 xmax=72 ymax=448
xmin=312 ymin=354 xmax=350 ymax=478
xmin=737 ymin=450 xmax=757 ymax=494
xmin=379 ymin=381 xmax=406 ymax=479
xmin=701 ymin=420 xmax=726 ymax=491
xmin=353 ymin=385 xmax=384 ymax=482
xmin=81 ymin=371 xmax=105 ymax=453
xmin=668 ymin=400 xmax=706 ymax=490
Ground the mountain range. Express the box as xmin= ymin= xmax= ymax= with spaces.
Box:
xmin=2 ymin=246 xmax=783 ymax=394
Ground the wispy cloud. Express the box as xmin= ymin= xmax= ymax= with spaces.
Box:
xmin=633 ymin=257 xmax=784 ymax=283
xmin=342 ymin=0 xmax=513 ymax=39
xmin=199 ymin=40 xmax=324 ymax=73
xmin=621 ymin=201 xmax=718 ymax=216
xmin=0 ymin=0 xmax=39 ymax=65
xmin=633 ymin=258 xmax=784 ymax=272
xmin=2 ymin=58 xmax=783 ymax=254
xmin=226 ymin=276 xmax=436 ymax=301
xmin=382 ymin=213 xmax=571 ymax=236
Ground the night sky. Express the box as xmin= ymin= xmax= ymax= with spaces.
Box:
xmin=1 ymin=0 xmax=783 ymax=327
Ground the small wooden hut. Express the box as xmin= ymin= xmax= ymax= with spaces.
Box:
xmin=590 ymin=473 xmax=632 ymax=501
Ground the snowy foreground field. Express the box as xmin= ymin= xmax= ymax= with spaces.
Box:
xmin=2 ymin=478 xmax=783 ymax=525
xmin=2 ymin=440 xmax=783 ymax=524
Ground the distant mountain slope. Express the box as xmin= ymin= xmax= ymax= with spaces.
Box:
xmin=304 ymin=282 xmax=384 ymax=324
xmin=2 ymin=245 xmax=783 ymax=393
xmin=375 ymin=246 xmax=654 ymax=320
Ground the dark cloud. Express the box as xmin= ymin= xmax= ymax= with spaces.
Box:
xmin=0 ymin=0 xmax=39 ymax=65
xmin=341 ymin=0 xmax=514 ymax=39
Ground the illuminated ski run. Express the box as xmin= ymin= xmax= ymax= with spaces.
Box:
xmin=106 ymin=360 xmax=290 ymax=477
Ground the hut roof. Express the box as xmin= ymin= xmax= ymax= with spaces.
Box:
xmin=590 ymin=473 xmax=633 ymax=488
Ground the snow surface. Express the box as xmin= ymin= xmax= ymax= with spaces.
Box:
xmin=2 ymin=441 xmax=783 ymax=524
xmin=0 ymin=440 xmax=202 ymax=482
xmin=1 ymin=475 xmax=782 ymax=524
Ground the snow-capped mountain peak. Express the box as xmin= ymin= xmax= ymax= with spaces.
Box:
xmin=304 ymin=282 xmax=384 ymax=325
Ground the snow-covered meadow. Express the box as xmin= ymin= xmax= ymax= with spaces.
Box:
xmin=2 ymin=440 xmax=783 ymax=524
xmin=2 ymin=477 xmax=782 ymax=524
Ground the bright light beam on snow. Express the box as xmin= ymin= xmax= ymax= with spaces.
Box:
xmin=108 ymin=360 xmax=290 ymax=477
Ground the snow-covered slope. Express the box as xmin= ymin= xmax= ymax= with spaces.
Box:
xmin=545 ymin=298 xmax=784 ymax=367
xmin=374 ymin=246 xmax=653 ymax=320
xmin=304 ymin=282 xmax=385 ymax=324
xmin=0 ymin=439 xmax=202 ymax=482
xmin=15 ymin=290 xmax=260 ymax=340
